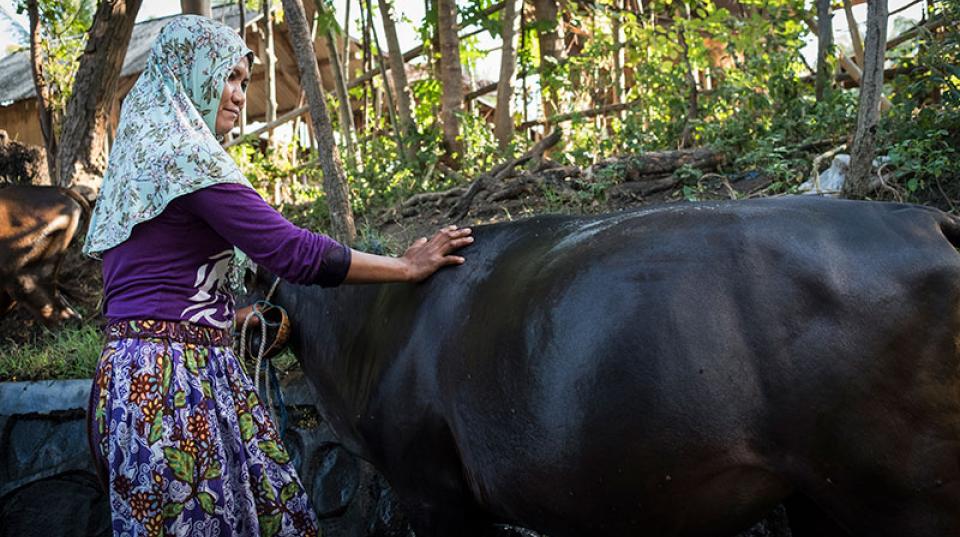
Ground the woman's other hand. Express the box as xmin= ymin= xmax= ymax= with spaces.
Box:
xmin=400 ymin=225 xmax=474 ymax=282
xmin=234 ymin=303 xmax=261 ymax=331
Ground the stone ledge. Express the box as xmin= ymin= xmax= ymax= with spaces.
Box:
xmin=0 ymin=379 xmax=92 ymax=416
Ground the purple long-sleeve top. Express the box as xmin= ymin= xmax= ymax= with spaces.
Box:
xmin=101 ymin=183 xmax=351 ymax=329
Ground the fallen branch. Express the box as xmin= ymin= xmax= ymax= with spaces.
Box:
xmin=448 ymin=130 xmax=562 ymax=220
xmin=592 ymin=148 xmax=724 ymax=181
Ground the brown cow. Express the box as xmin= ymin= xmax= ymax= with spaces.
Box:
xmin=0 ymin=185 xmax=90 ymax=325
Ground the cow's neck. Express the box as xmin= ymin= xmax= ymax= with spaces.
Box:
xmin=276 ymin=280 xmax=386 ymax=459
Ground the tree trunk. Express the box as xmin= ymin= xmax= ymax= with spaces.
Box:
xmin=263 ymin=0 xmax=278 ymax=146
xmin=531 ymin=0 xmax=562 ymax=122
xmin=313 ymin=0 xmax=356 ymax=159
xmin=180 ymin=0 xmax=211 ymax=16
xmin=494 ymin=0 xmax=519 ymax=150
xmin=365 ymin=0 xmax=406 ymax=154
xmin=815 ymin=0 xmax=833 ymax=102
xmin=360 ymin=0 xmax=371 ymax=132
xmin=377 ymin=0 xmax=418 ymax=156
xmin=844 ymin=0 xmax=888 ymax=198
xmin=280 ymin=0 xmax=357 ymax=243
xmin=437 ymin=0 xmax=464 ymax=164
xmin=58 ymin=0 xmax=142 ymax=189
xmin=677 ymin=9 xmax=699 ymax=149
xmin=27 ymin=0 xmax=57 ymax=184
xmin=612 ymin=1 xmax=624 ymax=108
xmin=341 ymin=0 xmax=351 ymax=84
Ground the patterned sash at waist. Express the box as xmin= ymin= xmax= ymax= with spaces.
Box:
xmin=105 ymin=319 xmax=233 ymax=346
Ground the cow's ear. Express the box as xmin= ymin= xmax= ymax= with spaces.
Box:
xmin=243 ymin=263 xmax=259 ymax=290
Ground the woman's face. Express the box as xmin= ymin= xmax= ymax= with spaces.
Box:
xmin=215 ymin=59 xmax=250 ymax=136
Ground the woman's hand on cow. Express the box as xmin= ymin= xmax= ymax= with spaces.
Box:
xmin=400 ymin=225 xmax=473 ymax=282
xmin=344 ymin=225 xmax=473 ymax=284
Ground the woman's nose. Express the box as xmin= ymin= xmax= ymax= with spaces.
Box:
xmin=233 ymin=87 xmax=245 ymax=108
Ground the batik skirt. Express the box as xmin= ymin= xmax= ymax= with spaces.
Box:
xmin=87 ymin=320 xmax=319 ymax=537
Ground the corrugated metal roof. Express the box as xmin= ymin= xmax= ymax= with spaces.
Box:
xmin=0 ymin=4 xmax=261 ymax=106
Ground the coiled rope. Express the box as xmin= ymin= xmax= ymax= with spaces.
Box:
xmin=237 ymin=277 xmax=285 ymax=432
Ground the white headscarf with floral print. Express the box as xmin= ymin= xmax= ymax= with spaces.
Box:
xmin=84 ymin=15 xmax=255 ymax=258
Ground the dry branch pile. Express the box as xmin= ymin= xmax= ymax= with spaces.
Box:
xmin=380 ymin=146 xmax=729 ymax=239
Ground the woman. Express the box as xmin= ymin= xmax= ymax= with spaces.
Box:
xmin=84 ymin=15 xmax=471 ymax=536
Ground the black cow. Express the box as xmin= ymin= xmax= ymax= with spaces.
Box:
xmin=254 ymin=197 xmax=960 ymax=537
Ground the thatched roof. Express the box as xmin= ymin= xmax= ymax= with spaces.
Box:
xmin=0 ymin=4 xmax=261 ymax=106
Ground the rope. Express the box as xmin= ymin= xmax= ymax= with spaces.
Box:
xmin=237 ymin=277 xmax=284 ymax=433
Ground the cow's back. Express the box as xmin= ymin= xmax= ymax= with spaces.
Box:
xmin=422 ymin=198 xmax=960 ymax=536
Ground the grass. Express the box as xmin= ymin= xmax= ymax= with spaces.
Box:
xmin=0 ymin=324 xmax=103 ymax=382
xmin=0 ymin=323 xmax=304 ymax=383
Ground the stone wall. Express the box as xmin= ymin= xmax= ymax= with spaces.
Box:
xmin=0 ymin=376 xmax=411 ymax=537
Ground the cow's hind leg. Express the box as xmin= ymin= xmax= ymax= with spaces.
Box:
xmin=9 ymin=273 xmax=76 ymax=325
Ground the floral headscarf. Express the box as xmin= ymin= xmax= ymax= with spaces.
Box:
xmin=84 ymin=15 xmax=255 ymax=258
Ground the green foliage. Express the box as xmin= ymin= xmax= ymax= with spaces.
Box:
xmin=0 ymin=324 xmax=102 ymax=381
xmin=15 ymin=0 xmax=97 ymax=133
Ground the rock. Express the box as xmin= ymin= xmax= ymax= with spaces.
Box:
xmin=0 ymin=471 xmax=110 ymax=537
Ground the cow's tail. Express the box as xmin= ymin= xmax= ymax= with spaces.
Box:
xmin=60 ymin=187 xmax=92 ymax=247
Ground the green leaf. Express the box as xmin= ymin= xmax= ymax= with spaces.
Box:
xmin=163 ymin=447 xmax=196 ymax=484
xmin=204 ymin=460 xmax=222 ymax=480
xmin=185 ymin=348 xmax=198 ymax=374
xmin=258 ymin=440 xmax=290 ymax=465
xmin=163 ymin=501 xmax=185 ymax=519
xmin=174 ymin=390 xmax=186 ymax=408
xmin=148 ymin=411 xmax=164 ymax=444
xmin=240 ymin=413 xmax=256 ymax=443
xmin=279 ymin=482 xmax=300 ymax=505
xmin=258 ymin=512 xmax=282 ymax=537
xmin=196 ymin=491 xmax=216 ymax=515
xmin=201 ymin=380 xmax=213 ymax=400
xmin=247 ymin=391 xmax=259 ymax=410
xmin=161 ymin=352 xmax=172 ymax=393
xmin=259 ymin=473 xmax=277 ymax=502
